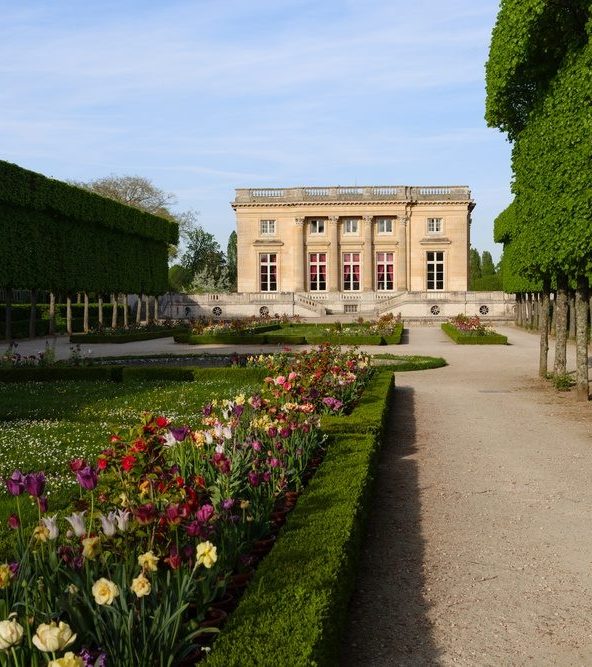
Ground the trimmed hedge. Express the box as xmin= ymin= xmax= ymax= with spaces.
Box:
xmin=441 ymin=323 xmax=508 ymax=345
xmin=0 ymin=366 xmax=122 ymax=383
xmin=70 ymin=329 xmax=185 ymax=344
xmin=0 ymin=366 xmax=268 ymax=384
xmin=205 ymin=370 xmax=394 ymax=666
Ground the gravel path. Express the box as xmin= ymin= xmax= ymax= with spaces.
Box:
xmin=341 ymin=326 xmax=592 ymax=666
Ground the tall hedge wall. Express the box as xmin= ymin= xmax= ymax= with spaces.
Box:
xmin=0 ymin=160 xmax=177 ymax=295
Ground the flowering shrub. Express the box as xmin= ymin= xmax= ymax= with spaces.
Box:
xmin=448 ymin=314 xmax=493 ymax=336
xmin=0 ymin=341 xmax=56 ymax=368
xmin=0 ymin=345 xmax=371 ymax=665
xmin=190 ymin=314 xmax=301 ymax=336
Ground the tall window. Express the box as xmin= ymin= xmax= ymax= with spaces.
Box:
xmin=343 ymin=218 xmax=358 ymax=234
xmin=426 ymin=251 xmax=444 ymax=290
xmin=376 ymin=218 xmax=393 ymax=234
xmin=260 ymin=219 xmax=275 ymax=235
xmin=427 ymin=217 xmax=442 ymax=234
xmin=260 ymin=253 xmax=277 ymax=292
xmin=309 ymin=253 xmax=327 ymax=291
xmin=343 ymin=252 xmax=360 ymax=291
xmin=309 ymin=219 xmax=325 ymax=234
xmin=376 ymin=252 xmax=395 ymax=290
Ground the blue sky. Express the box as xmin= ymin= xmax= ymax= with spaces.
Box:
xmin=0 ymin=0 xmax=511 ymax=260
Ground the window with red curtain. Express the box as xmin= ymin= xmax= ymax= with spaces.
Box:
xmin=343 ymin=252 xmax=360 ymax=291
xmin=309 ymin=253 xmax=326 ymax=291
xmin=376 ymin=252 xmax=394 ymax=290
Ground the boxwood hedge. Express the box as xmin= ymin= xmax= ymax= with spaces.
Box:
xmin=441 ymin=322 xmax=508 ymax=345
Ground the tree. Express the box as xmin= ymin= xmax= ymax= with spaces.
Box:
xmin=73 ymin=175 xmax=176 ymax=218
xmin=469 ymin=248 xmax=482 ymax=288
xmin=226 ymin=231 xmax=237 ymax=291
xmin=188 ymin=267 xmax=230 ymax=294
xmin=481 ymin=251 xmax=496 ymax=277
xmin=168 ymin=264 xmax=193 ymax=292
xmin=181 ymin=227 xmax=226 ymax=283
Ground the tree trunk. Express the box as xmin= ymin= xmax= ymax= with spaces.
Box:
xmin=111 ymin=294 xmax=118 ymax=329
xmin=76 ymin=292 xmax=81 ymax=305
xmin=123 ymin=294 xmax=129 ymax=328
xmin=98 ymin=296 xmax=103 ymax=328
xmin=539 ymin=283 xmax=551 ymax=378
xmin=568 ymin=292 xmax=576 ymax=339
xmin=154 ymin=296 xmax=159 ymax=323
xmin=550 ymin=291 xmax=556 ymax=335
xmin=83 ymin=292 xmax=89 ymax=333
xmin=66 ymin=295 xmax=73 ymax=336
xmin=533 ymin=293 xmax=540 ymax=330
xmin=136 ymin=294 xmax=143 ymax=325
xmin=4 ymin=288 xmax=12 ymax=340
xmin=28 ymin=289 xmax=37 ymax=339
xmin=553 ymin=276 xmax=568 ymax=376
xmin=516 ymin=294 xmax=523 ymax=326
xmin=575 ymin=276 xmax=589 ymax=401
xmin=48 ymin=292 xmax=56 ymax=335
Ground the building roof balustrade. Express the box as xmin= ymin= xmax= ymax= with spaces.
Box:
xmin=234 ymin=185 xmax=472 ymax=204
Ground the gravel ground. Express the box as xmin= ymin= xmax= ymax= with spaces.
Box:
xmin=341 ymin=326 xmax=592 ymax=666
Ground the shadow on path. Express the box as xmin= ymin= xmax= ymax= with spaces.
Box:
xmin=339 ymin=386 xmax=440 ymax=666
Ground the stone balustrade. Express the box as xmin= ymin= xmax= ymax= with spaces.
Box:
xmin=234 ymin=185 xmax=472 ymax=204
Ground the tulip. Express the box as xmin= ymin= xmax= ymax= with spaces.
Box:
xmin=196 ymin=541 xmax=218 ymax=569
xmin=99 ymin=512 xmax=117 ymax=537
xmin=114 ymin=508 xmax=131 ymax=532
xmin=7 ymin=514 xmax=20 ymax=530
xmin=131 ymin=572 xmax=151 ymax=598
xmin=69 ymin=458 xmax=85 ymax=472
xmin=138 ymin=550 xmax=159 ymax=572
xmin=75 ymin=465 xmax=98 ymax=490
xmin=24 ymin=471 xmax=45 ymax=497
xmin=0 ymin=615 xmax=23 ymax=650
xmin=92 ymin=578 xmax=119 ymax=606
xmin=47 ymin=651 xmax=84 ymax=667
xmin=65 ymin=511 xmax=86 ymax=537
xmin=32 ymin=621 xmax=76 ymax=652
xmin=41 ymin=515 xmax=59 ymax=540
xmin=196 ymin=504 xmax=214 ymax=523
xmin=5 ymin=470 xmax=24 ymax=496
xmin=169 ymin=425 xmax=190 ymax=442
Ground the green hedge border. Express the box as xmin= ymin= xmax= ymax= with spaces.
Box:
xmin=205 ymin=370 xmax=394 ymax=666
xmin=0 ymin=366 xmax=268 ymax=384
xmin=69 ymin=329 xmax=186 ymax=344
xmin=441 ymin=323 xmax=508 ymax=345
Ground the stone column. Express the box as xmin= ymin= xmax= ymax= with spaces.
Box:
xmin=398 ymin=214 xmax=408 ymax=290
xmin=327 ymin=216 xmax=340 ymax=292
xmin=362 ymin=215 xmax=373 ymax=292
xmin=293 ymin=217 xmax=305 ymax=292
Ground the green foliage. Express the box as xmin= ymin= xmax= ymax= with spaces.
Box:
xmin=485 ymin=0 xmax=589 ymax=138
xmin=371 ymin=354 xmax=447 ymax=372
xmin=205 ymin=371 xmax=393 ymax=666
xmin=469 ymin=247 xmax=482 ymax=285
xmin=181 ymin=226 xmax=226 ymax=283
xmin=0 ymin=161 xmax=176 ymax=294
xmin=226 ymin=231 xmax=238 ymax=291
xmin=69 ymin=329 xmax=185 ymax=344
xmin=471 ymin=274 xmax=503 ymax=291
xmin=481 ymin=251 xmax=496 ymax=276
xmin=553 ymin=373 xmax=575 ymax=391
xmin=441 ymin=322 xmax=508 ymax=345
xmin=168 ymin=264 xmax=193 ymax=292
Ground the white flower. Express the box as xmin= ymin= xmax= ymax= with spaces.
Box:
xmin=32 ymin=621 xmax=76 ymax=652
xmin=214 ymin=424 xmax=223 ymax=438
xmin=204 ymin=431 xmax=213 ymax=445
xmin=114 ymin=509 xmax=131 ymax=532
xmin=65 ymin=511 xmax=86 ymax=537
xmin=41 ymin=515 xmax=59 ymax=540
xmin=99 ymin=512 xmax=117 ymax=537
xmin=0 ymin=615 xmax=23 ymax=650
xmin=163 ymin=431 xmax=177 ymax=448
xmin=222 ymin=426 xmax=233 ymax=440
xmin=215 ymin=443 xmax=224 ymax=454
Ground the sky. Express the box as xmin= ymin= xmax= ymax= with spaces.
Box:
xmin=0 ymin=0 xmax=512 ymax=261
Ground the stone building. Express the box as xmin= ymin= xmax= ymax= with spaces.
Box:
xmin=233 ymin=185 xmax=473 ymax=306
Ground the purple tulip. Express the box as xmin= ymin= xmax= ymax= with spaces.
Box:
xmin=221 ymin=498 xmax=235 ymax=511
xmin=267 ymin=426 xmax=278 ymax=438
xmin=279 ymin=427 xmax=291 ymax=438
xmin=24 ymin=472 xmax=45 ymax=498
xmin=5 ymin=470 xmax=25 ymax=496
xmin=247 ymin=471 xmax=260 ymax=487
xmin=185 ymin=520 xmax=202 ymax=537
xmin=232 ymin=404 xmax=244 ymax=418
xmin=37 ymin=496 xmax=48 ymax=513
xmin=202 ymin=403 xmax=213 ymax=417
xmin=169 ymin=426 xmax=190 ymax=442
xmin=76 ymin=465 xmax=98 ymax=491
xmin=196 ymin=504 xmax=214 ymax=523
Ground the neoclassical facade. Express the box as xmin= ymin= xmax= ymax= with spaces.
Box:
xmin=233 ymin=185 xmax=474 ymax=298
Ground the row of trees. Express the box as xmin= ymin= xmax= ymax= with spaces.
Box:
xmin=469 ymin=248 xmax=502 ymax=291
xmin=485 ymin=0 xmax=591 ymax=400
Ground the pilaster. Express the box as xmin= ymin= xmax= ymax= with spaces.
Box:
xmin=398 ymin=214 xmax=408 ymax=290
xmin=293 ymin=217 xmax=305 ymax=291
xmin=362 ymin=215 xmax=373 ymax=292
xmin=327 ymin=216 xmax=340 ymax=292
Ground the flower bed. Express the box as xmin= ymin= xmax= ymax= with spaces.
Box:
xmin=205 ymin=369 xmax=394 ymax=666
xmin=0 ymin=345 xmax=373 ymax=665
xmin=441 ymin=315 xmax=508 ymax=345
